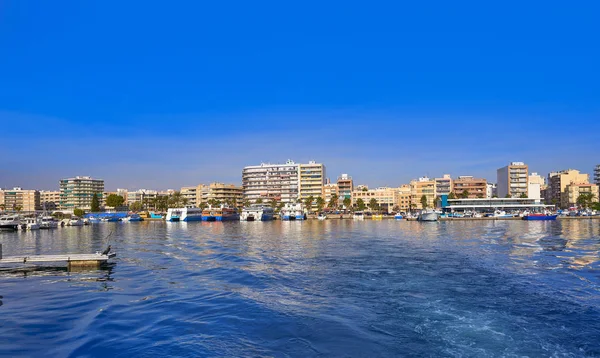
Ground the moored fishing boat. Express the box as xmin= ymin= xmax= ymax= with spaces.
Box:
xmin=202 ymin=206 xmax=240 ymax=221
xmin=522 ymin=213 xmax=558 ymax=221
xmin=166 ymin=207 xmax=203 ymax=222
xmin=40 ymin=215 xmax=59 ymax=229
xmin=394 ymin=213 xmax=403 ymax=220
xmin=240 ymin=205 xmax=274 ymax=221
xmin=280 ymin=203 xmax=306 ymax=221
xmin=417 ymin=210 xmax=439 ymax=222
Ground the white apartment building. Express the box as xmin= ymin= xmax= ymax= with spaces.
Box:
xmin=59 ymin=176 xmax=104 ymax=210
xmin=298 ymin=161 xmax=326 ymax=204
xmin=242 ymin=160 xmax=301 ymax=204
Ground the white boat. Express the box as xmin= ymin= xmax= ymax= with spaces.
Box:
xmin=317 ymin=213 xmax=327 ymax=220
xmin=353 ymin=211 xmax=365 ymax=220
xmin=166 ymin=207 xmax=203 ymax=222
xmin=240 ymin=205 xmax=275 ymax=221
xmin=68 ymin=216 xmax=84 ymax=226
xmin=417 ymin=210 xmax=439 ymax=222
xmin=40 ymin=216 xmax=59 ymax=229
xmin=20 ymin=217 xmax=41 ymax=230
xmin=0 ymin=215 xmax=21 ymax=230
xmin=490 ymin=210 xmax=513 ymax=218
xmin=394 ymin=213 xmax=403 ymax=220
xmin=280 ymin=203 xmax=306 ymax=221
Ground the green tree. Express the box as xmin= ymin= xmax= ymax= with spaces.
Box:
xmin=130 ymin=201 xmax=143 ymax=211
xmin=356 ymin=198 xmax=366 ymax=211
xmin=577 ymin=193 xmax=596 ymax=209
xmin=505 ymin=194 xmax=511 ymax=198
xmin=368 ymin=198 xmax=379 ymax=212
xmin=207 ymin=198 xmax=221 ymax=207
xmin=255 ymin=198 xmax=263 ymax=204
xmin=316 ymin=196 xmax=325 ymax=213
xmin=90 ymin=193 xmax=101 ymax=212
xmin=342 ymin=197 xmax=351 ymax=209
xmin=420 ymin=195 xmax=428 ymax=209
xmin=242 ymin=199 xmax=250 ymax=208
xmin=105 ymin=194 xmax=124 ymax=208
xmin=476 ymin=194 xmax=484 ymax=199
xmin=519 ymin=193 xmax=528 ymax=199
xmin=460 ymin=190 xmax=469 ymax=199
xmin=492 ymin=195 xmax=498 ymax=198
xmin=269 ymin=198 xmax=278 ymax=209
xmin=448 ymin=192 xmax=456 ymax=199
xmin=592 ymin=202 xmax=600 ymax=211
xmin=15 ymin=205 xmax=22 ymax=212
xmin=328 ymin=194 xmax=339 ymax=209
xmin=304 ymin=195 xmax=314 ymax=212
xmin=73 ymin=208 xmax=85 ymax=217
xmin=362 ymin=187 xmax=368 ymax=192
xmin=199 ymin=202 xmax=208 ymax=209
xmin=432 ymin=196 xmax=439 ymax=208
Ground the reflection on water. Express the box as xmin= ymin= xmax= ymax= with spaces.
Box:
xmin=1 ymin=220 xmax=600 ymax=356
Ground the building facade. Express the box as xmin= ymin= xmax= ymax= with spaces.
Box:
xmin=486 ymin=183 xmax=497 ymax=198
xmin=352 ymin=187 xmax=398 ymax=213
xmin=527 ymin=173 xmax=545 ymax=200
xmin=497 ymin=162 xmax=528 ymax=198
xmin=396 ymin=185 xmax=412 ymax=212
xmin=207 ymin=183 xmax=244 ymax=207
xmin=562 ymin=183 xmax=599 ymax=208
xmin=337 ymin=174 xmax=354 ymax=202
xmin=59 ymin=176 xmax=105 ymax=210
xmin=410 ymin=176 xmax=436 ymax=210
xmin=324 ymin=183 xmax=339 ymax=208
xmin=435 ymin=174 xmax=453 ymax=197
xmin=242 ymin=160 xmax=300 ymax=204
xmin=40 ymin=190 xmax=61 ymax=210
xmin=181 ymin=186 xmax=199 ymax=207
xmin=595 ymin=165 xmax=600 ymax=186
xmin=547 ymin=169 xmax=590 ymax=207
xmin=452 ymin=176 xmax=487 ymax=198
xmin=298 ymin=161 xmax=326 ymax=207
xmin=0 ymin=188 xmax=40 ymax=212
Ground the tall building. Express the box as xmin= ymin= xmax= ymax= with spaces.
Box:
xmin=40 ymin=190 xmax=61 ymax=210
xmin=207 ymin=183 xmax=244 ymax=207
xmin=595 ymin=165 xmax=600 ymax=185
xmin=496 ymin=162 xmax=528 ymax=198
xmin=126 ymin=189 xmax=158 ymax=205
xmin=410 ymin=176 xmax=436 ymax=210
xmin=563 ymin=183 xmax=599 ymax=208
xmin=396 ymin=185 xmax=412 ymax=212
xmin=298 ymin=161 xmax=326 ymax=206
xmin=548 ymin=169 xmax=590 ymax=207
xmin=59 ymin=176 xmax=105 ymax=210
xmin=486 ymin=183 xmax=497 ymax=198
xmin=0 ymin=187 xmax=40 ymax=212
xmin=337 ymin=174 xmax=354 ymax=202
xmin=435 ymin=174 xmax=453 ymax=197
xmin=181 ymin=186 xmax=199 ymax=207
xmin=452 ymin=176 xmax=487 ymax=198
xmin=242 ymin=160 xmax=300 ymax=204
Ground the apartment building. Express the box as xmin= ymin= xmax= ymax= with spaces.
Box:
xmin=324 ymin=183 xmax=339 ymax=208
xmin=352 ymin=187 xmax=398 ymax=213
xmin=396 ymin=184 xmax=412 ymax=212
xmin=242 ymin=160 xmax=300 ymax=204
xmin=527 ymin=173 xmax=545 ymax=200
xmin=410 ymin=176 xmax=436 ymax=209
xmin=59 ymin=176 xmax=104 ymax=210
xmin=548 ymin=169 xmax=590 ymax=207
xmin=497 ymin=162 xmax=528 ymax=198
xmin=181 ymin=186 xmax=199 ymax=207
xmin=126 ymin=189 xmax=159 ymax=205
xmin=40 ymin=190 xmax=61 ymax=210
xmin=298 ymin=161 xmax=326 ymax=207
xmin=207 ymin=183 xmax=244 ymax=206
xmin=337 ymin=174 xmax=354 ymax=202
xmin=435 ymin=174 xmax=453 ymax=197
xmin=595 ymin=165 xmax=600 ymax=185
xmin=486 ymin=183 xmax=497 ymax=198
xmin=562 ymin=183 xmax=599 ymax=208
xmin=0 ymin=187 xmax=40 ymax=212
xmin=452 ymin=176 xmax=487 ymax=198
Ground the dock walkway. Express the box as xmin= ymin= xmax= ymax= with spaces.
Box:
xmin=0 ymin=244 xmax=116 ymax=269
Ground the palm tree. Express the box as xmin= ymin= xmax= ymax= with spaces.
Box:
xmin=448 ymin=192 xmax=456 ymax=199
xmin=368 ymin=198 xmax=379 ymax=212
xmin=460 ymin=190 xmax=469 ymax=199
xmin=328 ymin=194 xmax=339 ymax=210
xmin=577 ymin=193 xmax=596 ymax=209
xmin=316 ymin=196 xmax=325 ymax=213
xmin=256 ymin=198 xmax=263 ymax=204
xmin=242 ymin=199 xmax=250 ymax=208
xmin=356 ymin=198 xmax=366 ymax=211
xmin=304 ymin=195 xmax=314 ymax=212
xmin=342 ymin=197 xmax=351 ymax=210
xmin=420 ymin=195 xmax=428 ymax=209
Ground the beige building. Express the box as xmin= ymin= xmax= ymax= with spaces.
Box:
xmin=40 ymin=190 xmax=61 ymax=210
xmin=298 ymin=161 xmax=326 ymax=209
xmin=396 ymin=185 xmax=412 ymax=212
xmin=126 ymin=189 xmax=158 ymax=205
xmin=207 ymin=183 xmax=244 ymax=207
xmin=181 ymin=186 xmax=202 ymax=207
xmin=0 ymin=188 xmax=40 ymax=212
xmin=563 ymin=183 xmax=599 ymax=208
xmin=548 ymin=169 xmax=590 ymax=207
xmin=324 ymin=183 xmax=339 ymax=208
xmin=452 ymin=176 xmax=487 ymax=198
xmin=352 ymin=187 xmax=398 ymax=213
xmin=242 ymin=160 xmax=300 ymax=204
xmin=528 ymin=173 xmax=545 ymax=200
xmin=435 ymin=174 xmax=453 ymax=197
xmin=497 ymin=162 xmax=528 ymax=198
xmin=337 ymin=174 xmax=353 ymax=203
xmin=410 ymin=177 xmax=436 ymax=210
xmin=59 ymin=176 xmax=105 ymax=210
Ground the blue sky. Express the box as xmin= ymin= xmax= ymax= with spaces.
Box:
xmin=1 ymin=1 xmax=598 ymax=191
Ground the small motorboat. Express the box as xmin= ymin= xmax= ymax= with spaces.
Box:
xmin=522 ymin=213 xmax=558 ymax=221
xmin=317 ymin=213 xmax=327 ymax=220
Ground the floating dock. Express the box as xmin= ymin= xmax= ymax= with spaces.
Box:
xmin=0 ymin=245 xmax=116 ymax=270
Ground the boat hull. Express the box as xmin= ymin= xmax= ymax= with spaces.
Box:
xmin=182 ymin=216 xmax=202 ymax=222
xmin=523 ymin=215 xmax=557 ymax=221
xmin=418 ymin=212 xmax=439 ymax=222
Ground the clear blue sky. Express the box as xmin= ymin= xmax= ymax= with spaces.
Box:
xmin=1 ymin=1 xmax=598 ymax=191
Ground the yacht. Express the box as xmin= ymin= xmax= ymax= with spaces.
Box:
xmin=166 ymin=207 xmax=203 ymax=222
xmin=202 ymin=206 xmax=240 ymax=221
xmin=40 ymin=215 xmax=59 ymax=229
xmin=417 ymin=210 xmax=439 ymax=222
xmin=20 ymin=217 xmax=41 ymax=230
xmin=67 ymin=216 xmax=84 ymax=226
xmin=353 ymin=211 xmax=365 ymax=220
xmin=240 ymin=205 xmax=275 ymax=221
xmin=280 ymin=203 xmax=306 ymax=221
xmin=0 ymin=215 xmax=21 ymax=230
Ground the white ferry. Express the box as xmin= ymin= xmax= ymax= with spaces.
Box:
xmin=280 ymin=203 xmax=306 ymax=221
xmin=166 ymin=207 xmax=203 ymax=222
xmin=240 ymin=205 xmax=275 ymax=221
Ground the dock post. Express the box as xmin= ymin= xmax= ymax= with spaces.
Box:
xmin=0 ymin=244 xmax=2 ymax=259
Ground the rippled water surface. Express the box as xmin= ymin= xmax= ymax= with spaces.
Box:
xmin=1 ymin=220 xmax=600 ymax=357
